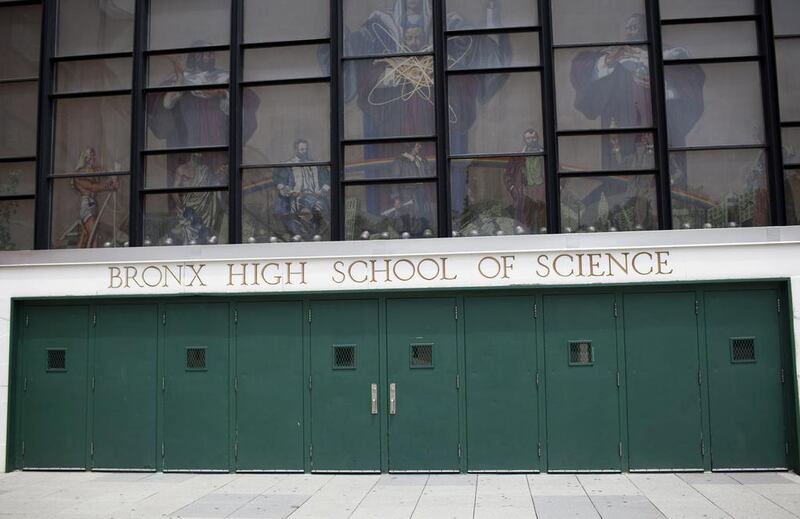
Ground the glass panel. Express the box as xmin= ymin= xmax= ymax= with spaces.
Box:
xmin=775 ymin=40 xmax=800 ymax=122
xmin=447 ymin=32 xmax=539 ymax=70
xmin=786 ymin=169 xmax=800 ymax=225
xmin=446 ymin=0 xmax=538 ymax=30
xmin=242 ymin=167 xmax=331 ymax=243
xmin=147 ymin=51 xmax=229 ymax=88
xmin=0 ymin=82 xmax=38 ymax=159
xmin=559 ymin=132 xmax=654 ymax=172
xmin=551 ymin=0 xmax=647 ymax=45
xmin=344 ymin=0 xmax=433 ymax=56
xmin=244 ymin=83 xmax=329 ymax=165
xmin=148 ymin=0 xmax=230 ymax=50
xmin=0 ymin=198 xmax=34 ymax=251
xmin=144 ymin=191 xmax=228 ymax=246
xmin=0 ymin=162 xmax=36 ymax=196
xmin=665 ymin=62 xmax=764 ymax=148
xmin=243 ymin=45 xmax=330 ymax=82
xmin=57 ymin=0 xmax=134 ymax=56
xmin=344 ymin=141 xmax=436 ymax=180
xmin=555 ymin=46 xmax=652 ymax=130
xmin=56 ymin=58 xmax=133 ymax=93
xmin=560 ymin=174 xmax=657 ymax=232
xmin=0 ymin=5 xmax=41 ymax=80
xmin=450 ymin=156 xmax=546 ymax=236
xmin=449 ymin=72 xmax=542 ymax=156
xmin=670 ymin=149 xmax=769 ymax=229
xmin=146 ymin=90 xmax=229 ymax=150
xmin=244 ymin=0 xmax=329 ymax=43
xmin=54 ymin=96 xmax=131 ymax=174
xmin=661 ymin=22 xmax=758 ymax=60
xmin=51 ymin=175 xmax=130 ymax=248
xmin=344 ymin=55 xmax=436 ymax=140
xmin=783 ymin=128 xmax=800 ymax=165
xmin=659 ymin=0 xmax=754 ymax=20
xmin=145 ymin=152 xmax=229 ymax=189
xmin=344 ymin=182 xmax=437 ymax=239
xmin=772 ymin=0 xmax=800 ymax=36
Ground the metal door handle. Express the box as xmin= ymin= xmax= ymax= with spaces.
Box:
xmin=371 ymin=383 xmax=378 ymax=414
xmin=389 ymin=383 xmax=397 ymax=415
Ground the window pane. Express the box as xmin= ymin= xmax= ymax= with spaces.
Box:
xmin=244 ymin=83 xmax=329 ymax=165
xmin=147 ymin=51 xmax=229 ymax=88
xmin=345 ymin=141 xmax=436 ymax=180
xmin=783 ymin=128 xmax=800 ymax=165
xmin=449 ymin=72 xmax=543 ymax=155
xmin=345 ymin=0 xmax=433 ymax=56
xmin=244 ymin=45 xmax=330 ymax=82
xmin=144 ymin=191 xmax=228 ymax=246
xmin=775 ymin=40 xmax=800 ymax=122
xmin=551 ymin=0 xmax=646 ymax=45
xmin=446 ymin=0 xmax=538 ymax=30
xmin=145 ymin=152 xmax=229 ymax=189
xmin=560 ymin=175 xmax=657 ymax=232
xmin=146 ymin=89 xmax=230 ymax=150
xmin=662 ymin=22 xmax=757 ymax=60
xmin=559 ymin=132 xmax=654 ymax=172
xmin=242 ymin=167 xmax=331 ymax=243
xmin=786 ymin=169 xmax=800 ymax=225
xmin=448 ymin=32 xmax=539 ymax=70
xmin=54 ymin=96 xmax=131 ymax=174
xmin=51 ymin=175 xmax=130 ymax=248
xmin=345 ymin=182 xmax=437 ymax=239
xmin=670 ymin=149 xmax=769 ymax=229
xmin=344 ymin=57 xmax=436 ymax=139
xmin=149 ymin=0 xmax=230 ymax=50
xmin=57 ymin=0 xmax=134 ymax=56
xmin=772 ymin=0 xmax=800 ymax=36
xmin=244 ymin=0 xmax=329 ymax=43
xmin=0 ymin=82 xmax=38 ymax=158
xmin=56 ymin=58 xmax=132 ymax=93
xmin=555 ymin=46 xmax=652 ymax=130
xmin=0 ymin=162 xmax=36 ymax=196
xmin=450 ymin=156 xmax=546 ymax=236
xmin=659 ymin=0 xmax=753 ymax=20
xmin=0 ymin=5 xmax=41 ymax=80
xmin=0 ymin=198 xmax=34 ymax=251
xmin=665 ymin=62 xmax=764 ymax=148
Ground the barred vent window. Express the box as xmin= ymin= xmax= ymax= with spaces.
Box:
xmin=333 ymin=345 xmax=356 ymax=369
xmin=731 ymin=337 xmax=756 ymax=363
xmin=47 ymin=349 xmax=66 ymax=371
xmin=186 ymin=347 xmax=207 ymax=370
xmin=410 ymin=344 xmax=433 ymax=368
xmin=569 ymin=341 xmax=593 ymax=366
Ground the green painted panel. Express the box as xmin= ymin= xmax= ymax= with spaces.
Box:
xmin=543 ymin=293 xmax=620 ymax=471
xmin=624 ymin=292 xmax=703 ymax=470
xmin=387 ymin=298 xmax=459 ymax=472
xmin=706 ymin=289 xmax=786 ymax=469
xmin=236 ymin=301 xmax=304 ymax=471
xmin=464 ymin=296 xmax=538 ymax=471
xmin=164 ymin=303 xmax=230 ymax=470
xmin=310 ymin=300 xmax=380 ymax=471
xmin=93 ymin=304 xmax=158 ymax=470
xmin=22 ymin=305 xmax=90 ymax=469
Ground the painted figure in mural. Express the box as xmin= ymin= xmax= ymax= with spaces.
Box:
xmin=504 ymin=129 xmax=545 ymax=230
xmin=71 ymin=147 xmax=119 ymax=248
xmin=166 ymin=153 xmax=226 ymax=245
xmin=274 ymin=139 xmax=331 ymax=240
xmin=383 ymin=142 xmax=434 ymax=236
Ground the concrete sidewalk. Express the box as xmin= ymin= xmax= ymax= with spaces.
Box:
xmin=2 ymin=471 xmax=800 ymax=519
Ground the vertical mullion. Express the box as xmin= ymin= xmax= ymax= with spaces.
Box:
xmin=539 ymin=0 xmax=559 ymax=233
xmin=34 ymin=0 xmax=55 ymax=249
xmin=130 ymin=0 xmax=148 ymax=246
xmin=647 ymin=0 xmax=672 ymax=230
xmin=229 ymin=0 xmax=243 ymax=243
xmin=434 ymin=0 xmax=450 ymax=237
xmin=332 ymin=0 xmax=342 ymax=240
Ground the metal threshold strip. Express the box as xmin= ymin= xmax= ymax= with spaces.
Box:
xmin=91 ymin=468 xmax=155 ymax=472
xmin=312 ymin=470 xmax=380 ymax=474
xmin=468 ymin=470 xmax=540 ymax=474
xmin=237 ymin=469 xmax=304 ymax=473
xmin=23 ymin=467 xmax=84 ymax=471
xmin=163 ymin=469 xmax=228 ymax=473
xmin=548 ymin=469 xmax=622 ymax=474
xmin=629 ymin=468 xmax=703 ymax=473
xmin=389 ymin=470 xmax=460 ymax=474
xmin=712 ymin=467 xmax=789 ymax=472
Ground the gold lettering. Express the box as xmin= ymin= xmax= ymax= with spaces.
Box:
xmin=186 ymin=264 xmax=207 ymax=287
xmin=348 ymin=260 xmax=369 ymax=284
xmin=440 ymin=257 xmax=457 ymax=280
xmin=124 ymin=266 xmax=143 ymax=288
xmin=332 ymin=261 xmax=346 ymax=284
xmin=501 ymin=255 xmax=515 ymax=279
xmin=142 ymin=265 xmax=163 ymax=288
xmin=656 ymin=251 xmax=673 ymax=275
xmin=285 ymin=262 xmax=307 ymax=285
xmin=607 ymin=253 xmax=629 ymax=276
xmin=227 ymin=263 xmax=248 ymax=286
xmin=109 ymin=266 xmax=123 ymax=289
xmin=536 ymin=255 xmax=550 ymax=277
xmin=478 ymin=256 xmax=502 ymax=279
xmin=392 ymin=259 xmax=415 ymax=282
xmin=261 ymin=263 xmax=281 ymax=285
xmin=553 ymin=254 xmax=574 ymax=277
xmin=370 ymin=259 xmax=392 ymax=283
xmin=632 ymin=252 xmax=654 ymax=275
xmin=417 ymin=258 xmax=440 ymax=281
xmin=587 ymin=253 xmax=603 ymax=277
xmin=576 ymin=254 xmax=585 ymax=277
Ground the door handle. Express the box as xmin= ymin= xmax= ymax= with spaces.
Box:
xmin=371 ymin=383 xmax=378 ymax=415
xmin=389 ymin=383 xmax=397 ymax=415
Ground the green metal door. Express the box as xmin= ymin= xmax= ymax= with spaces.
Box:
xmin=464 ymin=295 xmax=538 ymax=472
xmin=387 ymin=298 xmax=459 ymax=472
xmin=236 ymin=301 xmax=304 ymax=471
xmin=705 ymin=289 xmax=786 ymax=470
xmin=21 ymin=305 xmax=90 ymax=469
xmin=93 ymin=303 xmax=159 ymax=470
xmin=624 ymin=292 xmax=703 ymax=471
xmin=310 ymin=299 xmax=380 ymax=472
xmin=164 ymin=302 xmax=230 ymax=471
xmin=543 ymin=293 xmax=620 ymax=471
